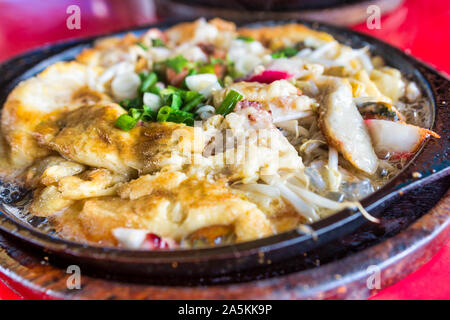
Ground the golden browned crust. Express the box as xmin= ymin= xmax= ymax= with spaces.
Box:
xmin=33 ymin=104 xmax=141 ymax=175
xmin=164 ymin=18 xmax=236 ymax=45
xmin=52 ymin=178 xmax=272 ymax=245
xmin=32 ymin=103 xmax=205 ymax=178
xmin=1 ymin=61 xmax=110 ymax=170
xmin=238 ymin=23 xmax=334 ymax=50
xmin=76 ymin=33 xmax=138 ymax=67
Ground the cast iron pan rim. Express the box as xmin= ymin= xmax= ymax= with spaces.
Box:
xmin=0 ymin=18 xmax=448 ymax=264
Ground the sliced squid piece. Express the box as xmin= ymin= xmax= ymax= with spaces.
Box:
xmin=318 ymin=78 xmax=378 ymax=175
xmin=365 ymin=119 xmax=440 ymax=159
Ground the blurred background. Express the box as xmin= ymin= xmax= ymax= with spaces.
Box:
xmin=0 ymin=0 xmax=448 ymax=300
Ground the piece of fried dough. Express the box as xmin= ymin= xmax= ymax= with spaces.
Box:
xmin=1 ymin=61 xmax=110 ymax=169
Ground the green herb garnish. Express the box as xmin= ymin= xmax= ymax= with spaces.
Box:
xmin=198 ymin=64 xmax=215 ymax=74
xmin=139 ymin=72 xmax=158 ymax=93
xmin=119 ymin=99 xmax=131 ymax=110
xmin=156 ymin=106 xmax=172 ymax=122
xmin=148 ymin=85 xmax=161 ymax=95
xmin=115 ymin=114 xmax=138 ymax=131
xmin=129 ymin=108 xmax=143 ymax=120
xmin=167 ymin=108 xmax=195 ymax=126
xmin=216 ymin=90 xmax=243 ymax=116
xmin=151 ymin=38 xmax=166 ymax=47
xmin=237 ymin=35 xmax=254 ymax=42
xmin=271 ymin=47 xmax=299 ymax=59
xmin=165 ymin=55 xmax=189 ymax=73
xmin=142 ymin=105 xmax=157 ymax=122
xmin=181 ymin=93 xmax=204 ymax=112
xmin=115 ymin=68 xmax=207 ymax=130
xmin=225 ymin=59 xmax=243 ymax=79
xmin=210 ymin=58 xmax=225 ymax=65
xmin=171 ymin=93 xmax=182 ymax=110
xmin=137 ymin=42 xmax=148 ymax=51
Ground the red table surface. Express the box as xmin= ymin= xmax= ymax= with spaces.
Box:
xmin=0 ymin=0 xmax=448 ymax=300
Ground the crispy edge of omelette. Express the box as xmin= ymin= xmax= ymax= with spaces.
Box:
xmin=0 ymin=61 xmax=110 ymax=172
xmin=237 ymin=23 xmax=335 ymax=50
xmin=33 ymin=103 xmax=140 ymax=176
xmin=164 ymin=18 xmax=236 ymax=45
xmin=51 ymin=176 xmax=273 ymax=246
xmin=76 ymin=33 xmax=139 ymax=67
xmin=32 ymin=103 xmax=206 ymax=177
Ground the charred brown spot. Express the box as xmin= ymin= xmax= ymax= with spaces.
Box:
xmin=198 ymin=43 xmax=216 ymax=56
xmin=187 ymin=225 xmax=235 ymax=248
xmin=72 ymin=87 xmax=103 ymax=106
xmin=357 ymin=101 xmax=403 ymax=121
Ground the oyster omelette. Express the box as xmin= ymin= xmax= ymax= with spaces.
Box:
xmin=0 ymin=19 xmax=439 ymax=250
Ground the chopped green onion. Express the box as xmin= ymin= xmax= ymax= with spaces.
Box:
xmin=182 ymin=93 xmax=204 ymax=112
xmin=171 ymin=93 xmax=182 ymax=109
xmin=198 ymin=64 xmax=215 ymax=74
xmin=120 ymin=97 xmax=142 ymax=110
xmin=183 ymin=90 xmax=199 ymax=102
xmin=115 ymin=114 xmax=138 ymax=131
xmin=119 ymin=99 xmax=131 ymax=109
xmin=210 ymin=58 xmax=225 ymax=65
xmin=282 ymin=47 xmax=299 ymax=57
xmin=160 ymin=86 xmax=179 ymax=105
xmin=156 ymin=106 xmax=194 ymax=125
xmin=137 ymin=42 xmax=148 ymax=51
xmin=151 ymin=38 xmax=166 ymax=47
xmin=237 ymin=35 xmax=254 ymax=42
xmin=168 ymin=109 xmax=194 ymax=126
xmin=187 ymin=68 xmax=198 ymax=76
xmin=148 ymin=85 xmax=161 ymax=95
xmin=157 ymin=106 xmax=172 ymax=122
xmin=160 ymin=86 xmax=176 ymax=97
xmin=140 ymin=72 xmax=158 ymax=93
xmin=165 ymin=55 xmax=189 ymax=73
xmin=271 ymin=52 xmax=283 ymax=59
xmin=216 ymin=90 xmax=243 ymax=116
xmin=129 ymin=108 xmax=143 ymax=120
xmin=226 ymin=60 xmax=242 ymax=79
xmin=142 ymin=105 xmax=157 ymax=121
xmin=131 ymin=97 xmax=143 ymax=109
xmin=138 ymin=72 xmax=147 ymax=82
xmin=271 ymin=47 xmax=299 ymax=59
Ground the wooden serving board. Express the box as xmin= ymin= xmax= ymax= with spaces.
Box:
xmin=155 ymin=0 xmax=404 ymax=27
xmin=0 ymin=189 xmax=448 ymax=300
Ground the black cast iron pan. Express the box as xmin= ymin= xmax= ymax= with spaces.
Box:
xmin=0 ymin=19 xmax=448 ymax=285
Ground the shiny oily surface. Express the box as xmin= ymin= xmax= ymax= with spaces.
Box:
xmin=0 ymin=19 xmax=439 ymax=251
xmin=0 ymin=20 xmax=447 ymax=283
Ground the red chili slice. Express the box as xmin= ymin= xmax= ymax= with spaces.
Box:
xmin=143 ymin=233 xmax=170 ymax=249
xmin=246 ymin=70 xmax=293 ymax=84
